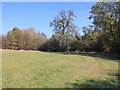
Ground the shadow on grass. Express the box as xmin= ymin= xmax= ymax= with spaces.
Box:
xmin=107 ymin=70 xmax=120 ymax=80
xmin=60 ymin=52 xmax=120 ymax=61
xmin=65 ymin=79 xmax=119 ymax=89
xmin=65 ymin=70 xmax=120 ymax=88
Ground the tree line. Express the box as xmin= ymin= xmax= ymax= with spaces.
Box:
xmin=1 ymin=27 xmax=47 ymax=50
xmin=1 ymin=2 xmax=120 ymax=54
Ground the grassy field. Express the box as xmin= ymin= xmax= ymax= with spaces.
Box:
xmin=2 ymin=50 xmax=119 ymax=88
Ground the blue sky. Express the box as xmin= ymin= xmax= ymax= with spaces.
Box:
xmin=2 ymin=2 xmax=96 ymax=38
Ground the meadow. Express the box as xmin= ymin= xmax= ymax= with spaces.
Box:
xmin=2 ymin=50 xmax=119 ymax=88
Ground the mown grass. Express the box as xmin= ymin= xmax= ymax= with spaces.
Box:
xmin=2 ymin=50 xmax=119 ymax=88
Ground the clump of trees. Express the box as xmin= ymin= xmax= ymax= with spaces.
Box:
xmin=40 ymin=10 xmax=81 ymax=52
xmin=1 ymin=2 xmax=120 ymax=54
xmin=2 ymin=27 xmax=47 ymax=50
xmin=81 ymin=2 xmax=120 ymax=53
xmin=41 ymin=2 xmax=120 ymax=54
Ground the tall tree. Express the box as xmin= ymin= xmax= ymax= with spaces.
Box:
xmin=89 ymin=2 xmax=120 ymax=53
xmin=7 ymin=27 xmax=22 ymax=50
xmin=50 ymin=10 xmax=80 ymax=51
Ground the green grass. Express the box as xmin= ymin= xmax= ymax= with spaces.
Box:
xmin=2 ymin=50 xmax=119 ymax=88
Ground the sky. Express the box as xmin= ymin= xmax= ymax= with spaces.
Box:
xmin=2 ymin=2 xmax=96 ymax=38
